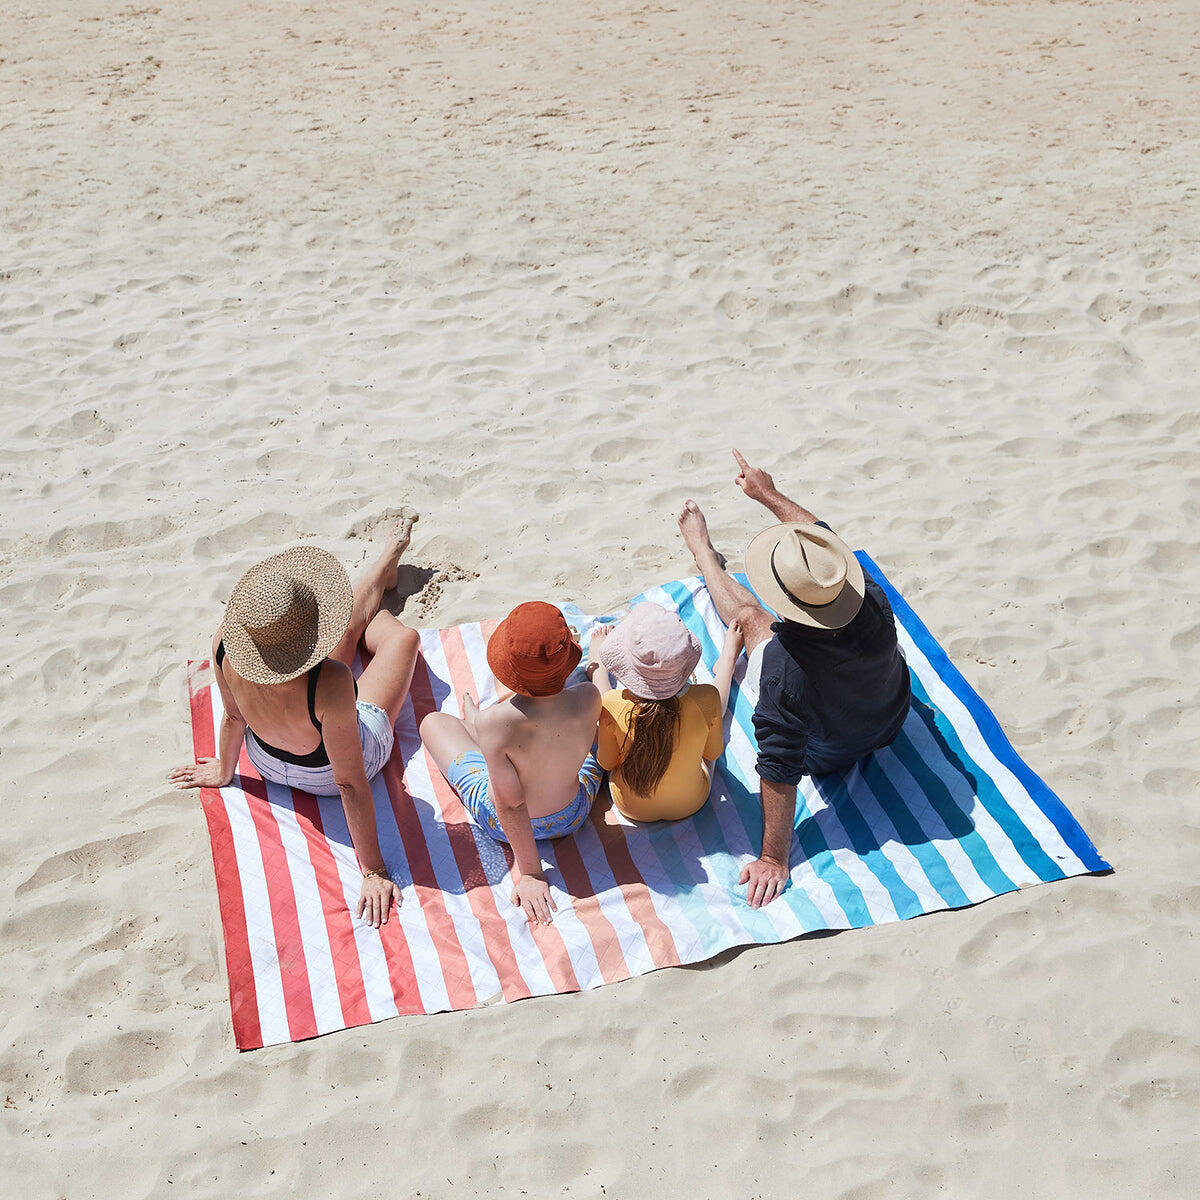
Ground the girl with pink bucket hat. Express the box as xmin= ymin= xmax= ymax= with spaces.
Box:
xmin=588 ymin=603 xmax=743 ymax=822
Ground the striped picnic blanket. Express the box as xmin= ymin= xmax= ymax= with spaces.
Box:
xmin=189 ymin=554 xmax=1109 ymax=1050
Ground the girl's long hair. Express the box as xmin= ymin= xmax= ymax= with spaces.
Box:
xmin=619 ymin=695 xmax=680 ymax=797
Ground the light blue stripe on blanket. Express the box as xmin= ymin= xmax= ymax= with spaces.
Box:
xmin=576 ymin=553 xmax=1108 ymax=942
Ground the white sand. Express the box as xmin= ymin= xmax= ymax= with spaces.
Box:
xmin=3 ymin=1 xmax=1198 ymax=1195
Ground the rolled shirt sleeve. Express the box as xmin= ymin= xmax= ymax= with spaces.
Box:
xmin=753 ymin=658 xmax=810 ymax=785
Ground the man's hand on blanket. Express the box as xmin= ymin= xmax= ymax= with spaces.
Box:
xmin=512 ymin=872 xmax=556 ymax=926
xmin=168 ymin=757 xmax=231 ymax=790
xmin=740 ymin=855 xmax=789 ymax=908
xmin=357 ymin=873 xmax=399 ymax=927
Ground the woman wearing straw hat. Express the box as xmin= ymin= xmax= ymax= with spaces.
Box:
xmin=169 ymin=517 xmax=421 ymax=928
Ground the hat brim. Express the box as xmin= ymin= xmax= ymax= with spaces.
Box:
xmin=744 ymin=523 xmax=865 ymax=629
xmin=221 ymin=547 xmax=353 ymax=684
xmin=487 ymin=618 xmax=583 ymax=698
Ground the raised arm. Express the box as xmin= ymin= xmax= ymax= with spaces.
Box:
xmin=585 ymin=623 xmax=615 ymax=693
xmin=711 ymin=619 xmax=744 ymax=713
xmin=732 ymin=449 xmax=819 ymax=525
xmin=320 ymin=660 xmax=400 ymax=928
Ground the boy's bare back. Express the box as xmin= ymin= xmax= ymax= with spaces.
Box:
xmin=475 ymin=683 xmax=602 ymax=819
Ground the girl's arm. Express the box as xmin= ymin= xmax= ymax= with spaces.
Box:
xmin=585 ymin=623 xmax=614 ymax=692
xmin=712 ymin=619 xmax=744 ymax=713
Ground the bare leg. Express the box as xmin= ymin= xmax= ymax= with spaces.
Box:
xmin=678 ymin=500 xmax=774 ymax=653
xmin=356 ymin=612 xmax=420 ymax=725
xmin=419 ymin=712 xmax=480 ymax=777
xmin=330 ymin=511 xmax=418 ymax=666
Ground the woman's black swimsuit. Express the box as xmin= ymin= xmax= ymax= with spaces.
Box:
xmin=215 ymin=640 xmax=357 ymax=769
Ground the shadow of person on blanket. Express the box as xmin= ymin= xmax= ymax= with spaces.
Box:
xmin=797 ymin=700 xmax=977 ymax=857
xmin=716 ymin=694 xmax=978 ymax=876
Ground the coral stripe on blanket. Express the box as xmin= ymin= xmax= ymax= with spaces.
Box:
xmin=189 ymin=556 xmax=1110 ymax=1049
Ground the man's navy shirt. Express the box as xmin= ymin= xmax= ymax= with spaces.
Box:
xmin=752 ymin=555 xmax=911 ymax=785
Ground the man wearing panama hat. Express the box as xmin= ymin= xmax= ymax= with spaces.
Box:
xmin=678 ymin=451 xmax=911 ymax=909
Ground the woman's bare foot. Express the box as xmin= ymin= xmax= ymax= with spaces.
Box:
xmin=678 ymin=499 xmax=725 ymax=570
xmin=380 ymin=508 xmax=419 ymax=587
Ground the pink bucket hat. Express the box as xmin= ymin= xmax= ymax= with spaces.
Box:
xmin=598 ymin=603 xmax=702 ymax=701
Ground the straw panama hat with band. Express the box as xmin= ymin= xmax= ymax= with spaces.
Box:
xmin=487 ymin=601 xmax=583 ymax=697
xmin=221 ymin=546 xmax=354 ymax=685
xmin=745 ymin=522 xmax=866 ymax=629
xmin=599 ymin=602 xmax=702 ymax=701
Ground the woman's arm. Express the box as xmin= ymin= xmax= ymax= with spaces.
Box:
xmin=321 ymin=661 xmax=400 ymax=928
xmin=169 ymin=635 xmax=247 ymax=790
xmin=480 ymin=726 xmax=555 ymax=926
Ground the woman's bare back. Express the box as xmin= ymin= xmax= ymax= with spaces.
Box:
xmin=213 ymin=631 xmax=332 ymax=758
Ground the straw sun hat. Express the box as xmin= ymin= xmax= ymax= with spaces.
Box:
xmin=221 ymin=546 xmax=353 ymax=684
xmin=745 ymin=522 xmax=865 ymax=629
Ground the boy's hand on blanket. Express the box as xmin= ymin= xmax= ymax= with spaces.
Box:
xmin=512 ymin=873 xmax=556 ymax=926
xmin=740 ymin=855 xmax=789 ymax=908
xmin=168 ymin=757 xmax=230 ymax=790
xmin=357 ymin=875 xmax=400 ymax=928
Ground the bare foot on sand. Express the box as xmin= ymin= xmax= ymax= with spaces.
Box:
xmin=382 ymin=509 xmax=419 ymax=586
xmin=678 ymin=499 xmax=725 ymax=570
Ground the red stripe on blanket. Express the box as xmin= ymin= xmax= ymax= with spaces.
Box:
xmin=406 ymin=649 xmax=539 ymax=1003
xmin=587 ymin=802 xmax=682 ymax=970
xmin=379 ymin=747 xmax=473 ymax=1011
xmin=190 ymin=662 xmax=263 ymax=1051
xmin=289 ymin=791 xmax=376 ymax=1028
xmin=544 ymin=831 xmax=632 ymax=984
xmin=242 ymin=772 xmax=320 ymax=1042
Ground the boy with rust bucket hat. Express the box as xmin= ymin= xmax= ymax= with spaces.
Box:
xmin=419 ymin=601 xmax=603 ymax=926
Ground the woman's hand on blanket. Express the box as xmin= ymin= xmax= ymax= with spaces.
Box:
xmin=512 ymin=872 xmax=556 ymax=926
xmin=168 ymin=757 xmax=230 ymax=790
xmin=357 ymin=874 xmax=400 ymax=927
xmin=740 ymin=855 xmax=789 ymax=908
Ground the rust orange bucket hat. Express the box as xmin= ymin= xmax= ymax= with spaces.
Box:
xmin=487 ymin=601 xmax=582 ymax=697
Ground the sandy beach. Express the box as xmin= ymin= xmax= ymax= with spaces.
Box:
xmin=3 ymin=0 xmax=1199 ymax=1195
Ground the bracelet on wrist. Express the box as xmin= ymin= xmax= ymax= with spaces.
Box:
xmin=362 ymin=867 xmax=391 ymax=882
